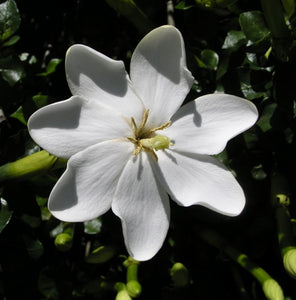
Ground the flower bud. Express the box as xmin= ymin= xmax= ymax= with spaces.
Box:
xmin=85 ymin=245 xmax=115 ymax=264
xmin=170 ymin=262 xmax=190 ymax=287
xmin=54 ymin=233 xmax=73 ymax=252
xmin=124 ymin=257 xmax=142 ymax=297
xmin=126 ymin=280 xmax=142 ymax=298
xmin=283 ymin=248 xmax=296 ymax=279
xmin=262 ymin=278 xmax=284 ymax=300
xmin=115 ymin=290 xmax=132 ymax=300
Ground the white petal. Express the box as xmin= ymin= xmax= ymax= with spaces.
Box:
xmin=153 ymin=150 xmax=245 ymax=216
xmin=112 ymin=152 xmax=170 ymax=261
xmin=130 ymin=25 xmax=194 ymax=127
xmin=164 ymin=94 xmax=258 ymax=155
xmin=28 ymin=96 xmax=132 ymax=158
xmin=66 ymin=44 xmax=144 ymax=122
xmin=48 ymin=140 xmax=134 ymax=222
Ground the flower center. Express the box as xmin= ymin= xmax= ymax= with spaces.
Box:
xmin=127 ymin=109 xmax=172 ymax=161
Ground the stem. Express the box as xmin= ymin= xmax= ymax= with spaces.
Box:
xmin=198 ymin=228 xmax=284 ymax=300
xmin=104 ymin=0 xmax=154 ymax=34
xmin=124 ymin=257 xmax=142 ymax=298
xmin=260 ymin=0 xmax=290 ymax=61
xmin=271 ymin=173 xmax=296 ymax=278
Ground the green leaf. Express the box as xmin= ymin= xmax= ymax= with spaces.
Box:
xmin=222 ymin=30 xmax=247 ymax=51
xmin=104 ymin=0 xmax=154 ymax=34
xmin=282 ymin=0 xmax=295 ymax=18
xmin=84 ymin=218 xmax=102 ymax=234
xmin=0 ymin=0 xmax=21 ymax=41
xmin=0 ymin=198 xmax=12 ymax=233
xmin=257 ymin=103 xmax=277 ymax=132
xmin=251 ymin=164 xmax=267 ymax=180
xmin=22 ymin=234 xmax=44 ymax=260
xmin=85 ymin=246 xmax=115 ymax=264
xmin=0 ymin=55 xmax=25 ymax=86
xmin=37 ymin=58 xmax=62 ymax=77
xmin=200 ymin=49 xmax=219 ymax=70
xmin=2 ymin=34 xmax=19 ymax=46
xmin=10 ymin=105 xmax=26 ymax=125
xmin=32 ymin=94 xmax=49 ymax=108
xmin=175 ymin=1 xmax=194 ymax=10
xmin=38 ymin=268 xmax=59 ymax=299
xmin=239 ymin=11 xmax=270 ymax=43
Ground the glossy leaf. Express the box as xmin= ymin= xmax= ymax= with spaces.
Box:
xmin=239 ymin=11 xmax=270 ymax=43
xmin=201 ymin=49 xmax=219 ymax=70
xmin=0 ymin=0 xmax=20 ymax=40
xmin=84 ymin=218 xmax=102 ymax=234
xmin=0 ymin=198 xmax=12 ymax=233
xmin=0 ymin=55 xmax=25 ymax=86
xmin=222 ymin=30 xmax=246 ymax=51
xmin=37 ymin=58 xmax=62 ymax=77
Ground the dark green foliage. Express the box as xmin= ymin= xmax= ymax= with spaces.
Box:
xmin=0 ymin=0 xmax=296 ymax=299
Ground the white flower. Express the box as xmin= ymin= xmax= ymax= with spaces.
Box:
xmin=28 ymin=25 xmax=258 ymax=261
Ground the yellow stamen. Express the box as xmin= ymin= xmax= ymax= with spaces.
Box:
xmin=128 ymin=109 xmax=171 ymax=161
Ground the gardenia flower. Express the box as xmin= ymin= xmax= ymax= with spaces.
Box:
xmin=28 ymin=25 xmax=258 ymax=261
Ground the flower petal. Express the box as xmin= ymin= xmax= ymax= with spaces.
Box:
xmin=66 ymin=44 xmax=144 ymax=122
xmin=112 ymin=152 xmax=170 ymax=261
xmin=164 ymin=94 xmax=258 ymax=155
xmin=28 ymin=96 xmax=132 ymax=158
xmin=153 ymin=150 xmax=245 ymax=216
xmin=48 ymin=140 xmax=134 ymax=222
xmin=130 ymin=25 xmax=194 ymax=127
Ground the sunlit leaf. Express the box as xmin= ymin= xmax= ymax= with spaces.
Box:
xmin=84 ymin=218 xmax=102 ymax=234
xmin=222 ymin=30 xmax=246 ymax=51
xmin=37 ymin=58 xmax=62 ymax=77
xmin=10 ymin=106 xmax=26 ymax=125
xmin=0 ymin=0 xmax=20 ymax=41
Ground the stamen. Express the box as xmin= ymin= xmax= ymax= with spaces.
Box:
xmin=143 ymin=147 xmax=158 ymax=162
xmin=137 ymin=109 xmax=150 ymax=136
xmin=131 ymin=117 xmax=138 ymax=135
xmin=142 ymin=121 xmax=171 ymax=138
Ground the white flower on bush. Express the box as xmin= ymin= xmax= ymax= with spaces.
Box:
xmin=28 ymin=26 xmax=258 ymax=261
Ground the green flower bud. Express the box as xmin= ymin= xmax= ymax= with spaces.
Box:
xmin=170 ymin=262 xmax=190 ymax=287
xmin=124 ymin=257 xmax=142 ymax=297
xmin=262 ymin=278 xmax=284 ymax=300
xmin=85 ymin=245 xmax=115 ymax=264
xmin=116 ymin=290 xmax=132 ymax=300
xmin=54 ymin=233 xmax=73 ymax=252
xmin=0 ymin=150 xmax=67 ymax=183
xmin=126 ymin=280 xmax=142 ymax=298
xmin=283 ymin=248 xmax=296 ymax=279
